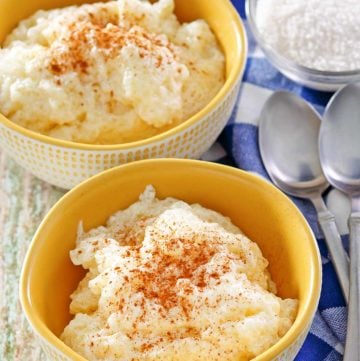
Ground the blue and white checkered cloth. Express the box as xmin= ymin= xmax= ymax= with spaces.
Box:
xmin=203 ymin=1 xmax=349 ymax=359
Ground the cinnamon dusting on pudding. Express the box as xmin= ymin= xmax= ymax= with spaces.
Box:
xmin=122 ymin=236 xmax=219 ymax=311
xmin=48 ymin=18 xmax=177 ymax=76
xmin=61 ymin=185 xmax=298 ymax=361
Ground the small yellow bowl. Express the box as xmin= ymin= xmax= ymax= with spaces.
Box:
xmin=0 ymin=0 xmax=246 ymax=189
xmin=20 ymin=159 xmax=321 ymax=361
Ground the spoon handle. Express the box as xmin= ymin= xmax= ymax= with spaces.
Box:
xmin=343 ymin=211 xmax=360 ymax=361
xmin=318 ymin=210 xmax=349 ymax=303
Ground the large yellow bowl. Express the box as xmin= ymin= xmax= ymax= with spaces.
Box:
xmin=20 ymin=159 xmax=321 ymax=361
xmin=0 ymin=0 xmax=246 ymax=189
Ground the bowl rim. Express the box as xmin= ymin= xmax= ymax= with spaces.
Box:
xmin=20 ymin=158 xmax=322 ymax=361
xmin=245 ymin=0 xmax=360 ymax=81
xmin=0 ymin=0 xmax=247 ymax=150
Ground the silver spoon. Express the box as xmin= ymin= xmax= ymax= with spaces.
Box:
xmin=259 ymin=91 xmax=349 ymax=302
xmin=319 ymin=83 xmax=360 ymax=361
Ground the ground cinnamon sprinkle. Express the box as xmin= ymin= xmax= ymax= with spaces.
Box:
xmin=119 ymin=235 xmax=229 ymax=314
xmin=47 ymin=12 xmax=176 ymax=75
xmin=108 ymin=233 xmax=230 ymax=351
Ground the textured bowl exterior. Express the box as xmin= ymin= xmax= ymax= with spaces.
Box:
xmin=0 ymin=82 xmax=240 ymax=189
xmin=20 ymin=160 xmax=321 ymax=361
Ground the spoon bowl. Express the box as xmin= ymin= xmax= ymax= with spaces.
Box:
xmin=320 ymin=83 xmax=360 ymax=196
xmin=259 ymin=91 xmax=349 ymax=303
xmin=259 ymin=91 xmax=328 ymax=198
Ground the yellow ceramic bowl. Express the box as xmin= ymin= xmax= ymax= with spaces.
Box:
xmin=20 ymin=159 xmax=321 ymax=361
xmin=0 ymin=0 xmax=246 ymax=190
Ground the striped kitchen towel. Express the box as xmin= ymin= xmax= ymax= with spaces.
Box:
xmin=206 ymin=1 xmax=349 ymax=359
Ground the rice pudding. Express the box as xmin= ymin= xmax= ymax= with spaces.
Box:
xmin=0 ymin=0 xmax=225 ymax=144
xmin=61 ymin=185 xmax=298 ymax=361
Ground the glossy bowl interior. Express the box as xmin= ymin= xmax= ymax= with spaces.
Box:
xmin=20 ymin=159 xmax=321 ymax=361
xmin=246 ymin=0 xmax=360 ymax=92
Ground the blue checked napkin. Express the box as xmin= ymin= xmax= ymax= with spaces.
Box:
xmin=202 ymin=1 xmax=350 ymax=359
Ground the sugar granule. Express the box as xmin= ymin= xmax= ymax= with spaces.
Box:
xmin=256 ymin=0 xmax=360 ymax=71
